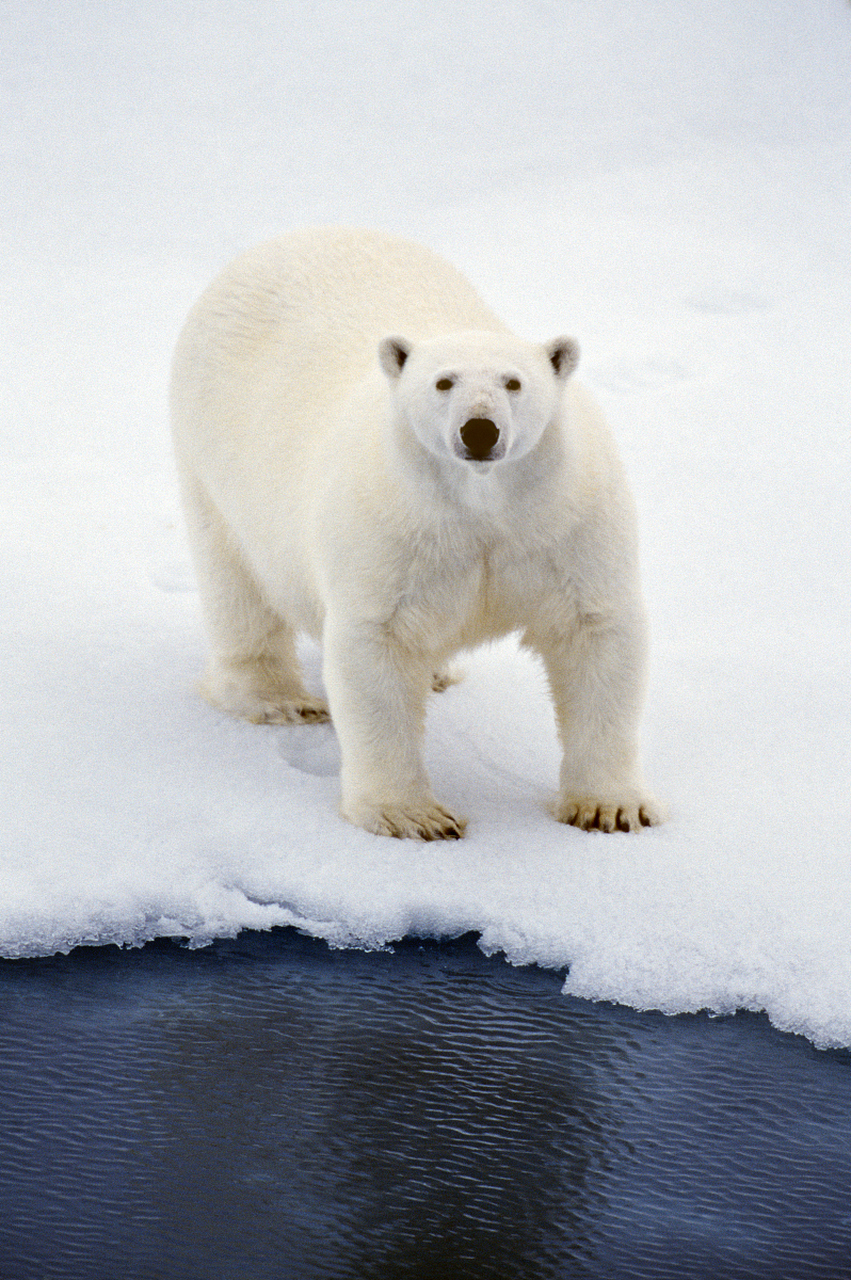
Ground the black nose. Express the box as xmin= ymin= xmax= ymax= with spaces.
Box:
xmin=460 ymin=418 xmax=500 ymax=460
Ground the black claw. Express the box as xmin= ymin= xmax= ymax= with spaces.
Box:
xmin=582 ymin=808 xmax=602 ymax=831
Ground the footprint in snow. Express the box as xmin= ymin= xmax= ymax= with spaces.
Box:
xmin=277 ymin=723 xmax=341 ymax=777
xmin=685 ymin=289 xmax=772 ymax=315
xmin=148 ymin=559 xmax=197 ymax=593
xmin=592 ymin=357 xmax=691 ymax=395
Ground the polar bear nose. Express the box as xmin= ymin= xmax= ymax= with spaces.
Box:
xmin=460 ymin=418 xmax=500 ymax=461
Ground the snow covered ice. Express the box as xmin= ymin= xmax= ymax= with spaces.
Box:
xmin=2 ymin=0 xmax=849 ymax=1048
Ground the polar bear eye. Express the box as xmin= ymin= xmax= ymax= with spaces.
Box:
xmin=436 ymin=378 xmax=454 ymax=391
xmin=505 ymin=378 xmax=522 ymax=392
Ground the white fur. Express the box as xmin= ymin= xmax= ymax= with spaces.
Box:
xmin=171 ymin=227 xmax=662 ymax=839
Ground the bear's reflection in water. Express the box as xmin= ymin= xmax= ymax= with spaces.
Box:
xmin=2 ymin=931 xmax=851 ymax=1280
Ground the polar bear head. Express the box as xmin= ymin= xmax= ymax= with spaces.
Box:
xmin=378 ymin=330 xmax=579 ymax=470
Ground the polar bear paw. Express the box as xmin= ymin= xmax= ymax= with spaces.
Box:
xmin=200 ymin=676 xmax=330 ymax=725
xmin=346 ymin=799 xmax=467 ymax=841
xmin=242 ymin=694 xmax=330 ymax=725
xmin=555 ymin=793 xmax=664 ymax=833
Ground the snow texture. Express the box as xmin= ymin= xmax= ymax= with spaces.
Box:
xmin=2 ymin=0 xmax=849 ymax=1048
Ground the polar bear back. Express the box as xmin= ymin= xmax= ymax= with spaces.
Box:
xmin=176 ymin=226 xmax=508 ymax=377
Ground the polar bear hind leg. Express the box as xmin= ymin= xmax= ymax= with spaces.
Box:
xmin=179 ymin=470 xmax=329 ymax=725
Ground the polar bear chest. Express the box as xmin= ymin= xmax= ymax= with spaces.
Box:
xmin=393 ymin=537 xmax=576 ymax=655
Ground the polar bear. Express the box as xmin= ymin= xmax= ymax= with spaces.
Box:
xmin=171 ymin=227 xmax=662 ymax=839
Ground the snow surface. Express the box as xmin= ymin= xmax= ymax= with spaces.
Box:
xmin=2 ymin=0 xmax=849 ymax=1048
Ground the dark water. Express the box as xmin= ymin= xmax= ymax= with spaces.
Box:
xmin=1 ymin=930 xmax=850 ymax=1280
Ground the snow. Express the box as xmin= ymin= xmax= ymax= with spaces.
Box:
xmin=2 ymin=0 xmax=849 ymax=1048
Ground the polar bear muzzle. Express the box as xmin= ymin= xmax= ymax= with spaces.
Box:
xmin=460 ymin=417 xmax=500 ymax=461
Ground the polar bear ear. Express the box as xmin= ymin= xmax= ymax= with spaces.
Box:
xmin=378 ymin=336 xmax=412 ymax=380
xmin=545 ymin=337 xmax=580 ymax=381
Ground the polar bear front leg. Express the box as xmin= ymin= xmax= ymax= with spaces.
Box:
xmin=323 ymin=619 xmax=467 ymax=841
xmin=538 ymin=614 xmax=663 ymax=833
